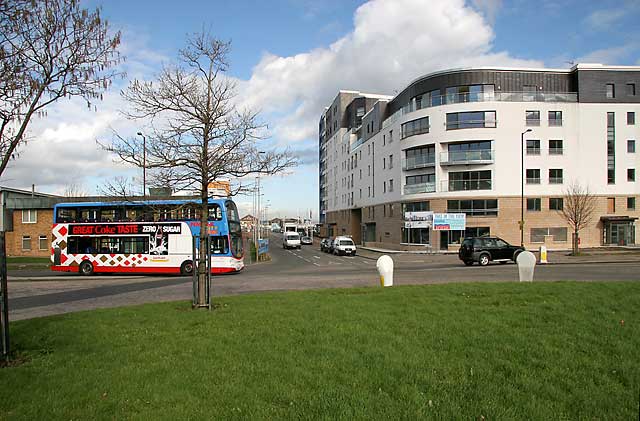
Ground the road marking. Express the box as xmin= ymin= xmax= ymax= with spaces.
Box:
xmin=313 ymin=256 xmax=320 ymax=259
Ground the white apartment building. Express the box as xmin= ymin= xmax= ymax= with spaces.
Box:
xmin=318 ymin=64 xmax=640 ymax=250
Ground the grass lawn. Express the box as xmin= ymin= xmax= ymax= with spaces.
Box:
xmin=1 ymin=281 xmax=639 ymax=419
xmin=6 ymin=256 xmax=51 ymax=271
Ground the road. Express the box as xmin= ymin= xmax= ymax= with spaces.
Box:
xmin=7 ymin=234 xmax=640 ymax=320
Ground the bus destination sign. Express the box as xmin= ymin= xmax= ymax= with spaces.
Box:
xmin=68 ymin=223 xmax=182 ymax=236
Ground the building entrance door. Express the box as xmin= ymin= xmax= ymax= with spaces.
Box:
xmin=604 ymin=219 xmax=636 ymax=245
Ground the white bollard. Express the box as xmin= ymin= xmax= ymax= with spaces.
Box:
xmin=516 ymin=251 xmax=536 ymax=282
xmin=376 ymin=255 xmax=394 ymax=287
xmin=539 ymin=246 xmax=548 ymax=264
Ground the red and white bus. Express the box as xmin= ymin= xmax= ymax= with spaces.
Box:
xmin=50 ymin=199 xmax=244 ymax=275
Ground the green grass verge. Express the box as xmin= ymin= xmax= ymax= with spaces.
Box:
xmin=6 ymin=257 xmax=51 ymax=264
xmin=1 ymin=282 xmax=639 ymax=419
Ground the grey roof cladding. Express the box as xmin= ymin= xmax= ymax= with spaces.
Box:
xmin=577 ymin=70 xmax=640 ymax=103
xmin=387 ymin=69 xmax=576 ymax=114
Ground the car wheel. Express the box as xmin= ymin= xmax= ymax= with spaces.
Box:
xmin=513 ymin=250 xmax=522 ymax=263
xmin=478 ymin=253 xmax=490 ymax=266
xmin=180 ymin=260 xmax=194 ymax=276
xmin=463 ymin=260 xmax=474 ymax=266
xmin=79 ymin=261 xmax=94 ymax=276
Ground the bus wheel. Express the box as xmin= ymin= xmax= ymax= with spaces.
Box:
xmin=180 ymin=261 xmax=194 ymax=276
xmin=79 ymin=261 xmax=94 ymax=276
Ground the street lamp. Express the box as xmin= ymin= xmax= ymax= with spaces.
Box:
xmin=521 ymin=128 xmax=533 ymax=247
xmin=136 ymin=132 xmax=146 ymax=197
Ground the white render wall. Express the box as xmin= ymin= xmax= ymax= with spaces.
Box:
xmin=325 ymin=99 xmax=640 ymax=212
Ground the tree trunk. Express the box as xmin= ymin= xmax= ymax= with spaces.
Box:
xmin=197 ymin=193 xmax=208 ymax=307
xmin=572 ymin=231 xmax=579 ymax=255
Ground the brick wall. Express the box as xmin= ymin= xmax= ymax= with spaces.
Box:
xmin=5 ymin=209 xmax=53 ymax=257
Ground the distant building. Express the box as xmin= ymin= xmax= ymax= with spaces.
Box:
xmin=319 ymin=63 xmax=640 ymax=250
xmin=208 ymin=181 xmax=231 ymax=197
xmin=240 ymin=214 xmax=257 ymax=232
xmin=1 ymin=187 xmax=60 ymax=257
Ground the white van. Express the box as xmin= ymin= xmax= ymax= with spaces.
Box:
xmin=283 ymin=232 xmax=301 ymax=249
xmin=332 ymin=236 xmax=356 ymax=256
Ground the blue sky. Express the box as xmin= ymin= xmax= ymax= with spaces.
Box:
xmin=3 ymin=0 xmax=640 ymax=219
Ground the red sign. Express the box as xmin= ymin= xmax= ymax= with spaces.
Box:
xmin=68 ymin=223 xmax=181 ymax=236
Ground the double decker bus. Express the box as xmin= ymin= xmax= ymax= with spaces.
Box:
xmin=50 ymin=199 xmax=244 ymax=275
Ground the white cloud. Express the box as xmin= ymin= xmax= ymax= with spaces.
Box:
xmin=585 ymin=9 xmax=626 ymax=30
xmin=238 ymin=0 xmax=542 ymax=147
xmin=470 ymin=0 xmax=503 ymax=24
xmin=576 ymin=43 xmax=640 ymax=64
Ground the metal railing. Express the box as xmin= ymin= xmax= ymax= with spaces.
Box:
xmin=548 ymin=119 xmax=563 ymax=127
xmin=441 ymin=179 xmax=492 ymax=191
xmin=525 ymin=119 xmax=541 ymax=126
xmin=526 ymin=178 xmax=541 ymax=184
xmin=549 ymin=148 xmax=563 ymax=155
xmin=403 ymin=182 xmax=436 ymax=194
xmin=440 ymin=150 xmax=493 ymax=165
xmin=526 ymin=148 xmax=540 ymax=155
xmin=403 ymin=155 xmax=436 ymax=170
xmin=549 ymin=177 xmax=564 ymax=184
xmin=446 ymin=119 xmax=497 ymax=130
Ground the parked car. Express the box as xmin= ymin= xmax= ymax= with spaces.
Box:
xmin=458 ymin=236 xmax=523 ymax=266
xmin=301 ymin=236 xmax=313 ymax=245
xmin=320 ymin=238 xmax=331 ymax=252
xmin=283 ymin=232 xmax=301 ymax=249
xmin=332 ymin=236 xmax=357 ymax=256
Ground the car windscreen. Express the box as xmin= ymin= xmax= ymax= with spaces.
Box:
xmin=286 ymin=235 xmax=299 ymax=240
xmin=340 ymin=240 xmax=354 ymax=246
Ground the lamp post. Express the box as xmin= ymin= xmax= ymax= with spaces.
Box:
xmin=136 ymin=132 xmax=146 ymax=197
xmin=521 ymin=128 xmax=533 ymax=247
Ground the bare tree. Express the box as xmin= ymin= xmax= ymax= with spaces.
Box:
xmin=63 ymin=181 xmax=89 ymax=197
xmin=0 ymin=0 xmax=123 ymax=177
xmin=104 ymin=31 xmax=296 ymax=307
xmin=560 ymin=181 xmax=597 ymax=255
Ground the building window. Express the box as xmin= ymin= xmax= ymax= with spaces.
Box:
xmin=530 ymin=227 xmax=567 ymax=243
xmin=526 ymin=169 xmax=540 ymax=184
xmin=368 ymin=186 xmax=371 ymax=197
xmin=526 ymin=139 xmax=540 ymax=155
xmin=627 ymin=197 xmax=636 ymax=210
xmin=549 ymin=198 xmax=563 ymax=210
xmin=549 ymin=169 xmax=563 ymax=184
xmin=22 ymin=235 xmax=31 ymax=250
xmin=383 ymin=157 xmax=386 ymax=169
xmin=527 ymin=198 xmax=541 ymax=211
xmin=405 ymin=145 xmax=435 ymax=169
xmin=628 ymin=140 xmax=636 ymax=153
xmin=608 ymin=112 xmax=616 ymax=184
xmin=39 ymin=235 xmax=48 ymax=251
xmin=22 ymin=209 xmax=37 ymax=223
xmin=628 ymin=112 xmax=635 ymax=125
xmin=389 ymin=179 xmax=394 ymax=192
xmin=403 ymin=201 xmax=430 ymax=212
xmin=525 ymin=110 xmax=540 ymax=126
xmin=606 ymin=83 xmax=615 ymax=99
xmin=389 ymin=130 xmax=393 ymax=142
xmin=383 ymin=181 xmax=386 ymax=193
xmin=627 ymin=83 xmax=636 ymax=96
xmin=447 ymin=227 xmax=491 ymax=245
xmin=447 ymin=199 xmax=498 ymax=216
xmin=628 ymin=168 xmax=635 ymax=182
xmin=446 ymin=141 xmax=493 ymax=162
xmin=401 ymin=116 xmax=429 ymax=138
xmin=448 ymin=170 xmax=491 ymax=191
xmin=356 ymin=106 xmax=365 ymax=117
xmin=549 ymin=139 xmax=563 ymax=155
xmin=389 ymin=154 xmax=393 ymax=169
xmin=401 ymin=227 xmax=430 ymax=245
xmin=444 ymin=84 xmax=494 ymax=104
xmin=548 ymin=111 xmax=563 ymax=126
xmin=446 ymin=111 xmax=496 ymax=130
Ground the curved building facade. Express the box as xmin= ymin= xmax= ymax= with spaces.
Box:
xmin=318 ymin=63 xmax=640 ymax=250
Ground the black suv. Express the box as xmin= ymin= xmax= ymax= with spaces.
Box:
xmin=458 ymin=236 xmax=524 ymax=266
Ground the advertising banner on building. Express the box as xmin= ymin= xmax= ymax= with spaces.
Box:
xmin=433 ymin=213 xmax=466 ymax=231
xmin=403 ymin=211 xmax=433 ymax=228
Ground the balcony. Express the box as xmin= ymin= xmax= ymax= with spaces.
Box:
xmin=525 ymin=118 xmax=540 ymax=126
xmin=548 ymin=119 xmax=563 ymax=127
xmin=446 ymin=119 xmax=497 ymax=130
xmin=403 ymin=154 xmax=436 ymax=170
xmin=441 ymin=179 xmax=492 ymax=192
xmin=440 ymin=150 xmax=494 ymax=166
xmin=403 ymin=182 xmax=436 ymax=195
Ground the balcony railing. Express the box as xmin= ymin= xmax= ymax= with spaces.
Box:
xmin=548 ymin=119 xmax=563 ymax=127
xmin=441 ymin=179 xmax=492 ymax=192
xmin=403 ymin=155 xmax=436 ymax=170
xmin=440 ymin=150 xmax=493 ymax=165
xmin=526 ymin=178 xmax=541 ymax=184
xmin=446 ymin=119 xmax=497 ymax=130
xmin=549 ymin=148 xmax=563 ymax=155
xmin=403 ymin=182 xmax=436 ymax=195
xmin=549 ymin=177 xmax=564 ymax=184
xmin=526 ymin=119 xmax=540 ymax=126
